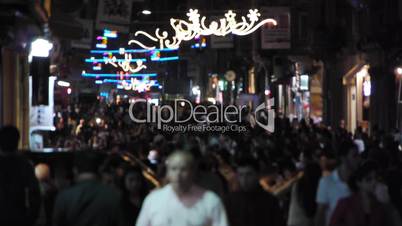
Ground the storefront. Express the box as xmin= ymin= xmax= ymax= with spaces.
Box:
xmin=343 ymin=64 xmax=371 ymax=133
xmin=275 ymin=59 xmax=323 ymax=123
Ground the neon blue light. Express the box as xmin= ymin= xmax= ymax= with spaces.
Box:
xmin=103 ymin=79 xmax=130 ymax=83
xmin=100 ymin=92 xmax=109 ymax=97
xmin=104 ymin=29 xmax=117 ymax=38
xmin=191 ymin=43 xmax=207 ymax=49
xmin=90 ymin=48 xmax=178 ymax=54
xmin=95 ymin=80 xmax=103 ymax=84
xmin=82 ymin=73 xmax=158 ymax=78
xmin=151 ymin=56 xmax=179 ymax=62
xmin=103 ymin=79 xmax=159 ymax=85
xmin=96 ymin=44 xmax=107 ymax=48
xmin=85 ymin=58 xmax=147 ymax=63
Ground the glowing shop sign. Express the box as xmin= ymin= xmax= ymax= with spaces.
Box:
xmin=129 ymin=9 xmax=277 ymax=50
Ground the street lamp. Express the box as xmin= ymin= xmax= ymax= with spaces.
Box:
xmin=57 ymin=81 xmax=70 ymax=87
xmin=29 ymin=38 xmax=53 ymax=62
xmin=396 ymin=67 xmax=402 ymax=78
xmin=142 ymin=10 xmax=152 ymax=15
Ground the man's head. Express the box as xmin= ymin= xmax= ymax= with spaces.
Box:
xmin=0 ymin=125 xmax=20 ymax=153
xmin=236 ymin=158 xmax=260 ymax=192
xmin=338 ymin=140 xmax=360 ymax=171
xmin=166 ymin=150 xmax=195 ymax=191
xmin=35 ymin=163 xmax=51 ymax=182
xmin=74 ymin=152 xmax=102 ymax=175
xmin=348 ymin=160 xmax=378 ymax=194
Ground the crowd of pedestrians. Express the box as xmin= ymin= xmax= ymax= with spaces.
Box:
xmin=1 ymin=99 xmax=402 ymax=226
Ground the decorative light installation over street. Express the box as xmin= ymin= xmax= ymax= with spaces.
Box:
xmin=128 ymin=9 xmax=277 ymax=50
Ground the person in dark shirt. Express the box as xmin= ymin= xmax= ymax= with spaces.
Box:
xmin=53 ymin=152 xmax=124 ymax=226
xmin=120 ymin=166 xmax=148 ymax=226
xmin=224 ymin=157 xmax=284 ymax=226
xmin=330 ymin=161 xmax=387 ymax=226
xmin=0 ymin=125 xmax=41 ymax=226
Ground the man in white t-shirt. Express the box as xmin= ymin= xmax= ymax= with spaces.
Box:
xmin=136 ymin=150 xmax=228 ymax=226
xmin=315 ymin=140 xmax=361 ymax=226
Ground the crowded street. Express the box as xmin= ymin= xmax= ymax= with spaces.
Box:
xmin=1 ymin=1 xmax=402 ymax=226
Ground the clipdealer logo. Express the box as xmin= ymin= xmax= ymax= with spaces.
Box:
xmin=129 ymin=99 xmax=275 ymax=133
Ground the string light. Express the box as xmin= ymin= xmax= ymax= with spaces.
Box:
xmin=129 ymin=9 xmax=277 ymax=50
xmin=151 ymin=56 xmax=179 ymax=62
xmin=82 ymin=72 xmax=157 ymax=77
xmin=102 ymin=78 xmax=160 ymax=92
xmin=85 ymin=57 xmax=147 ymax=63
xmin=121 ymin=78 xmax=159 ymax=92
xmin=90 ymin=48 xmax=178 ymax=54
xmin=103 ymin=54 xmax=147 ymax=73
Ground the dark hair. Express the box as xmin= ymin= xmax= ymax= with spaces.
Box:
xmin=348 ymin=160 xmax=378 ymax=192
xmin=297 ymin=162 xmax=322 ymax=218
xmin=338 ymin=139 xmax=358 ymax=158
xmin=236 ymin=157 xmax=260 ymax=172
xmin=121 ymin=166 xmax=148 ymax=198
xmin=0 ymin=125 xmax=20 ymax=152
xmin=74 ymin=152 xmax=102 ymax=174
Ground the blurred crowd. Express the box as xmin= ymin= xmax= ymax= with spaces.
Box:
xmin=1 ymin=99 xmax=402 ymax=226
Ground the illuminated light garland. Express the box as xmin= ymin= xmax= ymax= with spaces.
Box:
xmin=103 ymin=79 xmax=132 ymax=83
xmin=151 ymin=56 xmax=179 ymax=62
xmin=82 ymin=72 xmax=157 ymax=78
xmin=102 ymin=78 xmax=160 ymax=93
xmin=103 ymin=53 xmax=148 ymax=73
xmin=90 ymin=48 xmax=178 ymax=54
xmin=86 ymin=50 xmax=179 ymax=74
xmin=129 ymin=9 xmax=277 ymax=50
xmin=121 ymin=78 xmax=159 ymax=92
xmin=85 ymin=58 xmax=147 ymax=63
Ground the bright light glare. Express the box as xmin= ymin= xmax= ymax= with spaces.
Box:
xmin=192 ymin=86 xmax=201 ymax=95
xmin=30 ymin=38 xmax=53 ymax=58
xmin=96 ymin=117 xmax=102 ymax=124
xmin=363 ymin=80 xmax=371 ymax=96
xmin=67 ymin=88 xmax=72 ymax=95
xmin=397 ymin=67 xmax=402 ymax=75
xmin=142 ymin=10 xmax=152 ymax=15
xmin=57 ymin=81 xmax=70 ymax=87
xmin=207 ymin=97 xmax=216 ymax=104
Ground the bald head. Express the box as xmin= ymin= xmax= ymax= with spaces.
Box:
xmin=166 ymin=150 xmax=195 ymax=167
xmin=166 ymin=150 xmax=196 ymax=191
